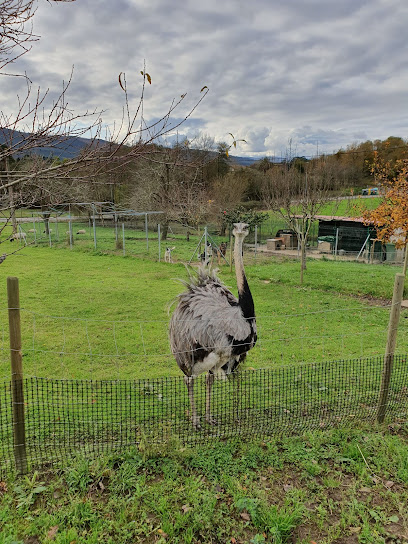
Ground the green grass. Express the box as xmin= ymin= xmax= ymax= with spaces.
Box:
xmin=0 ymin=425 xmax=407 ymax=543
xmin=318 ymin=196 xmax=382 ymax=217
xmin=1 ymin=233 xmax=408 ymax=543
xmin=0 ymin=243 xmax=407 ymax=380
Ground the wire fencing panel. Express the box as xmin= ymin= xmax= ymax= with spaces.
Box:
xmin=1 ymin=355 xmax=407 ymax=475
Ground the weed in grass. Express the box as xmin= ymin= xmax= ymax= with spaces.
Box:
xmin=62 ymin=457 xmax=93 ymax=493
xmin=322 ymin=475 xmax=341 ymax=488
xmin=250 ymin=535 xmax=266 ymax=544
xmin=235 ymin=496 xmax=304 ymax=543
xmin=109 ymin=459 xmax=146 ymax=496
xmin=12 ymin=471 xmax=47 ymax=511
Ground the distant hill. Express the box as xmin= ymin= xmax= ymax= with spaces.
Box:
xmin=0 ymin=128 xmax=262 ymax=165
xmin=0 ymin=128 xmax=108 ymax=160
xmin=230 ymin=155 xmax=259 ymax=167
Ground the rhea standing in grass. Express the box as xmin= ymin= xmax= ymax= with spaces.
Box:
xmin=169 ymin=222 xmax=257 ymax=428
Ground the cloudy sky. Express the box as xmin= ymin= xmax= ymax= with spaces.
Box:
xmin=5 ymin=0 xmax=408 ymax=158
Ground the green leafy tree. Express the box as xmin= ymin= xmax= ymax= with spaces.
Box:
xmin=221 ymin=206 xmax=268 ymax=235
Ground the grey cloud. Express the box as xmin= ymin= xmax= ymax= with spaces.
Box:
xmin=2 ymin=0 xmax=407 ymax=158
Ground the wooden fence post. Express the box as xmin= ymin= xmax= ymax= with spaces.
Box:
xmin=7 ymin=277 xmax=27 ymax=474
xmin=377 ymin=273 xmax=405 ymax=423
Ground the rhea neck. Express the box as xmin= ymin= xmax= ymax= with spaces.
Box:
xmin=234 ymin=234 xmax=255 ymax=319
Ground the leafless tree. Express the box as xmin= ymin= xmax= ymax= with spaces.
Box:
xmin=129 ymin=140 xmax=214 ymax=239
xmin=261 ymin=159 xmax=341 ymax=283
xmin=0 ymin=0 xmax=209 ymax=260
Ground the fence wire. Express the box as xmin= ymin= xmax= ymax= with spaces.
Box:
xmin=1 ymin=354 xmax=407 ymax=475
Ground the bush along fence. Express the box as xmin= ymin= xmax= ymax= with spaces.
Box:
xmin=2 ymin=276 xmax=408 ymax=475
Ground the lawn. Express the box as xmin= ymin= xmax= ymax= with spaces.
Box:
xmin=1 ymin=241 xmax=408 ymax=543
xmin=0 ymin=244 xmax=407 ymax=380
xmin=0 ymin=425 xmax=407 ymax=543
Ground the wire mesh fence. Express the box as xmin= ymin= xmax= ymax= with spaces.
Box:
xmin=2 ymin=301 xmax=407 ymax=382
xmin=1 ymin=354 xmax=407 ymax=475
xmin=4 ymin=211 xmax=406 ymax=266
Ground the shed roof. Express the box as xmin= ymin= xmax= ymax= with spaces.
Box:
xmin=314 ymin=215 xmax=373 ymax=224
xmin=293 ymin=214 xmax=374 ymax=224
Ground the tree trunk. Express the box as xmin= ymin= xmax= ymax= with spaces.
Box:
xmin=5 ymin=157 xmax=17 ymax=235
xmin=301 ymin=238 xmax=307 ymax=271
xmin=8 ymin=186 xmax=17 ymax=234
xmin=161 ymin=222 xmax=169 ymax=241
xmin=300 ymin=237 xmax=306 ymax=284
xmin=42 ymin=206 xmax=50 ymax=235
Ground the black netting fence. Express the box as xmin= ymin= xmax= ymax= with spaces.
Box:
xmin=1 ymin=354 xmax=407 ymax=475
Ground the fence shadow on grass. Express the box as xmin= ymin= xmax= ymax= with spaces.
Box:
xmin=1 ymin=354 xmax=408 ymax=475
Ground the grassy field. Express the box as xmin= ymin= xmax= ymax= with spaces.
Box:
xmin=1 ymin=240 xmax=408 ymax=543
xmin=317 ymin=196 xmax=381 ymax=217
xmin=1 ymin=425 xmax=407 ymax=543
xmin=0 ymin=243 xmax=407 ymax=380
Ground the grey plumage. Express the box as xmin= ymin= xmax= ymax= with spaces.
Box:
xmin=169 ymin=222 xmax=257 ymax=427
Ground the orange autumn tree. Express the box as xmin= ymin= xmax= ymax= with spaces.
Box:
xmin=364 ymin=153 xmax=408 ymax=274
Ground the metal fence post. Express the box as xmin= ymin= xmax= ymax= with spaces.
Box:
xmin=377 ymin=273 xmax=405 ymax=423
xmin=7 ymin=277 xmax=27 ymax=474
xmin=122 ymin=223 xmax=125 ymax=256
xmin=69 ymin=218 xmax=73 ymax=249
xmin=92 ymin=205 xmax=97 ymax=250
xmin=158 ymin=224 xmax=161 ymax=262
xmin=145 ymin=213 xmax=149 ymax=251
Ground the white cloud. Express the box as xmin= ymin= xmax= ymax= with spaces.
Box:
xmin=3 ymin=0 xmax=407 ymax=158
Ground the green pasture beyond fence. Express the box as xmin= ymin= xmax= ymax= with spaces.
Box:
xmin=2 ymin=270 xmax=408 ymax=475
xmin=1 ymin=355 xmax=408 ymax=476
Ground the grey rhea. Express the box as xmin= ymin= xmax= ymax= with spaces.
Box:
xmin=169 ymin=222 xmax=257 ymax=428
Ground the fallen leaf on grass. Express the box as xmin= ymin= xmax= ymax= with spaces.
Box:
xmin=157 ymin=529 xmax=168 ymax=539
xmin=349 ymin=527 xmax=361 ymax=534
xmin=385 ymin=480 xmax=395 ymax=488
xmin=240 ymin=512 xmax=251 ymax=521
xmin=47 ymin=526 xmax=59 ymax=540
xmin=181 ymin=504 xmax=192 ymax=513
xmin=0 ymin=481 xmax=8 ymax=493
xmin=231 ymin=538 xmax=237 ymax=543
xmin=359 ymin=487 xmax=371 ymax=493
xmin=283 ymin=484 xmax=293 ymax=492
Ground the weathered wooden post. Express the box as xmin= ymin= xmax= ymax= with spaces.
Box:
xmin=7 ymin=277 xmax=27 ymax=474
xmin=377 ymin=273 xmax=405 ymax=423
